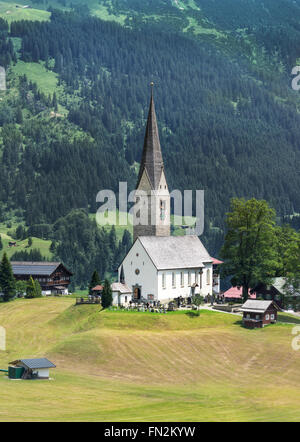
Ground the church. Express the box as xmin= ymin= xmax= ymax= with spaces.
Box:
xmin=112 ymin=89 xmax=221 ymax=306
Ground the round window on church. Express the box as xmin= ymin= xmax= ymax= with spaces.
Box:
xmin=135 ymin=269 xmax=140 ymax=275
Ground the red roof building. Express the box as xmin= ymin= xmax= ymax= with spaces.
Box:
xmin=224 ymin=286 xmax=256 ymax=301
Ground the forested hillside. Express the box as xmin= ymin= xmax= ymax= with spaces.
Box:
xmin=0 ymin=0 xmax=300 ymax=286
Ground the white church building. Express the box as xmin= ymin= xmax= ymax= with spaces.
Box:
xmin=112 ymin=89 xmax=221 ymax=305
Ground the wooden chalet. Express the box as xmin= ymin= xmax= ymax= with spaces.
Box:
xmin=11 ymin=261 xmax=73 ymax=295
xmin=252 ymin=278 xmax=287 ymax=309
xmin=240 ymin=300 xmax=279 ymax=329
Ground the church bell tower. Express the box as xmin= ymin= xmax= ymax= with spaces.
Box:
xmin=133 ymin=85 xmax=170 ymax=242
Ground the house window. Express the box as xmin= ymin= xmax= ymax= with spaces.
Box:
xmin=265 ymin=314 xmax=270 ymax=321
xmin=206 ymin=269 xmax=210 ymax=285
xmin=200 ymin=271 xmax=203 ymax=289
xmin=247 ymin=314 xmax=250 ymax=319
xmin=188 ymin=272 xmax=191 ymax=286
xmin=148 ymin=294 xmax=154 ymax=300
xmin=125 ymin=296 xmax=127 ymax=303
xmin=270 ymin=314 xmax=274 ymax=320
xmin=160 ymin=200 xmax=166 ymax=221
xmin=172 ymin=272 xmax=176 ymax=288
xmin=162 ymin=273 xmax=166 ymax=289
xmin=256 ymin=315 xmax=260 ymax=320
xmin=180 ymin=272 xmax=184 ymax=287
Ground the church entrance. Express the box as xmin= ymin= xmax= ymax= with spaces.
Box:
xmin=133 ymin=285 xmax=141 ymax=301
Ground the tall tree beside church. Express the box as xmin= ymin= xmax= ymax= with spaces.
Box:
xmin=221 ymin=198 xmax=278 ymax=301
xmin=89 ymin=270 xmax=101 ymax=295
xmin=0 ymin=253 xmax=16 ymax=302
xmin=101 ymin=279 xmax=112 ymax=309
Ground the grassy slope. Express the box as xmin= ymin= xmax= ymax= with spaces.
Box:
xmin=0 ymin=1 xmax=50 ymax=23
xmin=0 ymin=221 xmax=52 ymax=260
xmin=10 ymin=61 xmax=58 ymax=96
xmin=0 ymin=297 xmax=300 ymax=421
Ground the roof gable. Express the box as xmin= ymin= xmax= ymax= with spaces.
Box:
xmin=10 ymin=358 xmax=56 ymax=369
xmin=11 ymin=261 xmax=72 ymax=277
xmin=241 ymin=300 xmax=279 ymax=313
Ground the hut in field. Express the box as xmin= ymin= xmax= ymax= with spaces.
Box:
xmin=240 ymin=300 xmax=279 ymax=329
xmin=8 ymin=358 xmax=56 ymax=379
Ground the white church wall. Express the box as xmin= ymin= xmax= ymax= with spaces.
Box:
xmin=119 ymin=239 xmax=158 ymax=301
xmin=119 ymin=240 xmax=214 ymax=304
xmin=157 ymin=264 xmax=213 ymax=301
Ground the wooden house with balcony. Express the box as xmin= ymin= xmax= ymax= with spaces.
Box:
xmin=11 ymin=261 xmax=73 ymax=295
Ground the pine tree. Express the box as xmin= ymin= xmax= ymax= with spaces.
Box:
xmin=50 ymin=240 xmax=56 ymax=254
xmin=0 ymin=253 xmax=16 ymax=302
xmin=25 ymin=276 xmax=36 ymax=299
xmin=0 ymin=235 xmax=3 ymax=251
xmin=89 ymin=270 xmax=101 ymax=295
xmin=25 ymin=276 xmax=41 ymax=298
xmin=101 ymin=279 xmax=112 ymax=309
xmin=34 ymin=280 xmax=42 ymax=298
xmin=16 ymin=107 xmax=23 ymax=124
xmin=52 ymin=92 xmax=58 ymax=111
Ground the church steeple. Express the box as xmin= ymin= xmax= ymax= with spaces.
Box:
xmin=133 ymin=85 xmax=170 ymax=241
xmin=137 ymin=84 xmax=164 ymax=190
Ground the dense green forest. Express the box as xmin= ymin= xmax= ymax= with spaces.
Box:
xmin=0 ymin=0 xmax=300 ymax=287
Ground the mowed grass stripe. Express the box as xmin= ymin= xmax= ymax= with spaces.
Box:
xmin=0 ymin=298 xmax=300 ymax=421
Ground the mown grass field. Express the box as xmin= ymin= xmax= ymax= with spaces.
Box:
xmin=10 ymin=61 xmax=58 ymax=96
xmin=0 ymin=297 xmax=300 ymax=421
xmin=0 ymin=1 xmax=50 ymax=23
xmin=0 ymin=221 xmax=52 ymax=260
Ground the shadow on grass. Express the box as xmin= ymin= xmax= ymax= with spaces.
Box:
xmin=185 ymin=311 xmax=201 ymax=318
xmin=277 ymin=314 xmax=300 ymax=325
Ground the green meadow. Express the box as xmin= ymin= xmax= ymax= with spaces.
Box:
xmin=0 ymin=221 xmax=52 ymax=261
xmin=0 ymin=298 xmax=300 ymax=421
xmin=0 ymin=2 xmax=50 ymax=24
xmin=10 ymin=61 xmax=59 ymax=97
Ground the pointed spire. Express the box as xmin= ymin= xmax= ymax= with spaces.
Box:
xmin=137 ymin=83 xmax=164 ymax=190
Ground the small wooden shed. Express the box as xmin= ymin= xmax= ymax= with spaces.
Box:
xmin=240 ymin=300 xmax=279 ymax=328
xmin=9 ymin=358 xmax=56 ymax=379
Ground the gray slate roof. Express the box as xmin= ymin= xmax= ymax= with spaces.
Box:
xmin=139 ymin=235 xmax=212 ymax=270
xmin=272 ymin=277 xmax=287 ymax=294
xmin=10 ymin=358 xmax=56 ymax=369
xmin=111 ymin=282 xmax=132 ymax=294
xmin=137 ymin=92 xmax=164 ymax=190
xmin=11 ymin=262 xmax=61 ymax=276
xmin=240 ymin=300 xmax=277 ymax=313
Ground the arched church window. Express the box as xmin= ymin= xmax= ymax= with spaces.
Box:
xmin=162 ymin=273 xmax=166 ymax=289
xmin=160 ymin=200 xmax=166 ymax=220
xmin=172 ymin=272 xmax=176 ymax=288
xmin=180 ymin=272 xmax=184 ymax=287
xmin=207 ymin=269 xmax=210 ymax=285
